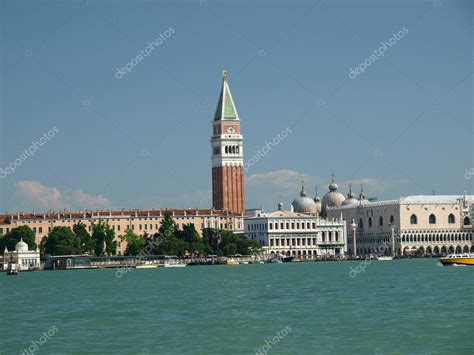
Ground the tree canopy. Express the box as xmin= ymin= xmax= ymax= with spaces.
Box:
xmin=121 ymin=229 xmax=146 ymax=256
xmin=73 ymin=222 xmax=94 ymax=254
xmin=41 ymin=226 xmax=82 ymax=255
xmin=92 ymin=221 xmax=117 ymax=256
xmin=0 ymin=226 xmax=36 ymax=252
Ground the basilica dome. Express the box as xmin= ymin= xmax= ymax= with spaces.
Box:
xmin=292 ymin=184 xmax=317 ymax=214
xmin=321 ymin=177 xmax=345 ymax=216
xmin=15 ymin=238 xmax=29 ymax=252
xmin=342 ymin=183 xmax=359 ymax=206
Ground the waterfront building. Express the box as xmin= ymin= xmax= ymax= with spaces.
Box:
xmin=326 ymin=193 xmax=474 ymax=256
xmin=245 ymin=201 xmax=346 ymax=257
xmin=3 ymin=238 xmax=40 ymax=271
xmin=0 ymin=209 xmax=244 ymax=255
xmin=211 ymin=70 xmax=245 ymax=214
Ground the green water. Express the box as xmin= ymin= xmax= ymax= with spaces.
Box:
xmin=0 ymin=259 xmax=472 ymax=354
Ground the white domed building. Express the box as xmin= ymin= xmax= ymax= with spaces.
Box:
xmin=321 ymin=177 xmax=346 ymax=217
xmin=291 ymin=183 xmax=317 ymax=215
xmin=3 ymin=238 xmax=40 ymax=271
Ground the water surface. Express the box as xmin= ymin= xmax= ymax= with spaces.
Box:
xmin=0 ymin=259 xmax=472 ymax=354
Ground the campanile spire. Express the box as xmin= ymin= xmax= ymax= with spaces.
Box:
xmin=211 ymin=70 xmax=245 ymax=214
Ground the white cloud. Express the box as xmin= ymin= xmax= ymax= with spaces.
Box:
xmin=247 ymin=169 xmax=319 ymax=190
xmin=14 ymin=181 xmax=111 ymax=212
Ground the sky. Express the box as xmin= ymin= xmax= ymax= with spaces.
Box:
xmin=0 ymin=0 xmax=472 ymax=213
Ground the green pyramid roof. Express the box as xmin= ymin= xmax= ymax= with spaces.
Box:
xmin=214 ymin=70 xmax=239 ymax=121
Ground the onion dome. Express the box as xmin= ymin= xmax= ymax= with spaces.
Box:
xmin=15 ymin=238 xmax=29 ymax=252
xmin=359 ymin=184 xmax=369 ymax=203
xmin=321 ymin=174 xmax=346 ymax=216
xmin=291 ymin=181 xmax=317 ymax=214
xmin=342 ymin=183 xmax=359 ymax=206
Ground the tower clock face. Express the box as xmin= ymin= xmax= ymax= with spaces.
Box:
xmin=227 ymin=126 xmax=234 ymax=133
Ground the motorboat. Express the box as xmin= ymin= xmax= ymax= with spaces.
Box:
xmin=163 ymin=262 xmax=187 ymax=268
xmin=226 ymin=258 xmax=239 ymax=265
xmin=438 ymin=254 xmax=474 ymax=266
xmin=376 ymin=256 xmax=394 ymax=261
xmin=135 ymin=263 xmax=158 ymax=269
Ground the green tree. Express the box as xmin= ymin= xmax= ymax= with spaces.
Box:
xmin=104 ymin=224 xmax=117 ymax=256
xmin=92 ymin=221 xmax=107 ymax=256
xmin=0 ymin=226 xmax=36 ymax=252
xmin=151 ymin=212 xmax=178 ymax=254
xmin=159 ymin=212 xmax=178 ymax=236
xmin=73 ymin=222 xmax=94 ymax=254
xmin=41 ymin=226 xmax=82 ymax=255
xmin=202 ymin=228 xmax=223 ymax=256
xmin=122 ymin=229 xmax=146 ymax=256
xmin=92 ymin=221 xmax=117 ymax=256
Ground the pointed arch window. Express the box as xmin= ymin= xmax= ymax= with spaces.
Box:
xmin=379 ymin=216 xmax=383 ymax=226
xmin=410 ymin=214 xmax=417 ymax=224
xmin=429 ymin=214 xmax=436 ymax=224
xmin=464 ymin=216 xmax=471 ymax=226
xmin=448 ymin=214 xmax=455 ymax=224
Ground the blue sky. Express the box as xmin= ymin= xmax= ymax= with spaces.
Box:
xmin=0 ymin=0 xmax=472 ymax=213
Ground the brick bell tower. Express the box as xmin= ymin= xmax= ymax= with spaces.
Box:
xmin=211 ymin=70 xmax=245 ymax=214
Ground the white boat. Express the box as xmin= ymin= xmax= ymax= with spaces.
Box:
xmin=135 ymin=264 xmax=158 ymax=269
xmin=376 ymin=256 xmax=393 ymax=261
xmin=163 ymin=262 xmax=187 ymax=268
xmin=271 ymin=259 xmax=283 ymax=264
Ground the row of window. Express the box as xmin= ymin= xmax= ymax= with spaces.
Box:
xmin=359 ymin=215 xmax=395 ymax=229
xmin=410 ymin=214 xmax=471 ymax=225
xmin=213 ymin=146 xmax=241 ymax=155
xmin=268 ymin=233 xmax=340 ymax=247
xmin=401 ymin=233 xmax=472 ymax=243
xmin=1 ymin=221 xmax=234 ymax=236
xmin=248 ymin=221 xmax=335 ymax=231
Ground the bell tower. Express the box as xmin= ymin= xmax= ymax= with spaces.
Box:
xmin=211 ymin=70 xmax=245 ymax=214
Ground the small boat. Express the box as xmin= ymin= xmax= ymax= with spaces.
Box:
xmin=163 ymin=262 xmax=187 ymax=268
xmin=282 ymin=256 xmax=293 ymax=263
xmin=227 ymin=258 xmax=239 ymax=265
xmin=438 ymin=254 xmax=474 ymax=266
xmin=271 ymin=259 xmax=283 ymax=264
xmin=376 ymin=256 xmax=394 ymax=261
xmin=135 ymin=264 xmax=158 ymax=269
